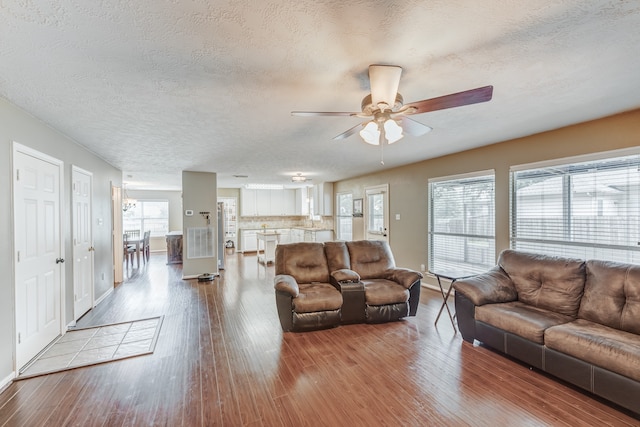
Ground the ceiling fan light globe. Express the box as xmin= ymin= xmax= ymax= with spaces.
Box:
xmin=360 ymin=121 xmax=380 ymax=145
xmin=384 ymin=119 xmax=404 ymax=144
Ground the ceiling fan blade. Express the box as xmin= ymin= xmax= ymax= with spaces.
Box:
xmin=292 ymin=111 xmax=359 ymax=117
xmin=404 ymin=85 xmax=493 ymax=115
xmin=400 ymin=117 xmax=432 ymax=137
xmin=333 ymin=122 xmax=364 ymax=140
xmin=369 ymin=65 xmax=402 ymax=108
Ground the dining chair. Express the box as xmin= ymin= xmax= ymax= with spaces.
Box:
xmin=124 ymin=229 xmax=140 ymax=240
xmin=123 ymin=233 xmax=136 ymax=268
xmin=143 ymin=230 xmax=151 ymax=263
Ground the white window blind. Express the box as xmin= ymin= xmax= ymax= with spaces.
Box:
xmin=511 ymin=153 xmax=640 ymax=263
xmin=428 ymin=171 xmax=495 ymax=274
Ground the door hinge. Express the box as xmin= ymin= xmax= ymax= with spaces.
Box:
xmin=18 ymin=333 xmax=21 ymax=344
xmin=16 ymin=169 xmax=19 ymax=181
xmin=74 ymin=294 xmax=77 ymax=302
xmin=17 ymin=251 xmax=20 ymax=262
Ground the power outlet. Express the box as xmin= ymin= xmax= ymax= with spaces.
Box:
xmin=420 ymin=264 xmax=425 ymax=272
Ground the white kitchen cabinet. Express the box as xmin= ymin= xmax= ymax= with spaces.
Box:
xmin=312 ymin=182 xmax=333 ymax=216
xmin=283 ymin=189 xmax=296 ymax=215
xmin=293 ymin=228 xmax=333 ymax=243
xmin=269 ymin=190 xmax=284 ymax=215
xmin=295 ymin=187 xmax=310 ymax=216
xmin=315 ymin=229 xmax=334 ymax=242
xmin=241 ymin=188 xmax=301 ymax=216
xmin=256 ymin=190 xmax=270 ymax=216
xmin=290 ymin=228 xmax=304 ymax=243
xmin=239 ymin=229 xmax=258 ymax=252
xmin=240 ymin=189 xmax=257 ymax=216
xmin=276 ymin=228 xmax=291 ymax=244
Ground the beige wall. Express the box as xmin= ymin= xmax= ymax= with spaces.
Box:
xmin=1 ymin=96 xmax=121 ymax=380
xmin=334 ymin=109 xmax=640 ymax=276
xmin=182 ymin=171 xmax=218 ymax=278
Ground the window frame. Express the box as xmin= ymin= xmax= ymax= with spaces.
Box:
xmin=122 ymin=199 xmax=170 ymax=238
xmin=510 ymin=147 xmax=640 ymax=263
xmin=428 ymin=170 xmax=496 ymax=274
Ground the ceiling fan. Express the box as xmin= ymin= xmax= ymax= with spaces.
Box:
xmin=292 ymin=64 xmax=493 ymax=146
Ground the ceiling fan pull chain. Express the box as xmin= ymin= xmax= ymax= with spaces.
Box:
xmin=380 ymin=141 xmax=384 ymax=165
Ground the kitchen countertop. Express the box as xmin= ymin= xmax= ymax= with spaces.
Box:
xmin=291 ymin=227 xmax=333 ymax=231
xmin=239 ymin=227 xmax=333 ymax=231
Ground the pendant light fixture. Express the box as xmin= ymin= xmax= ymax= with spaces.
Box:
xmin=122 ymin=184 xmax=137 ymax=212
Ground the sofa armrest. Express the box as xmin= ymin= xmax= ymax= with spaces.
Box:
xmin=331 ymin=269 xmax=361 ymax=283
xmin=452 ymin=266 xmax=517 ymax=306
xmin=384 ymin=268 xmax=424 ymax=289
xmin=274 ymin=274 xmax=299 ymax=297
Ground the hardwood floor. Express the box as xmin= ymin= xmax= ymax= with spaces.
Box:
xmin=1 ymin=252 xmax=638 ymax=426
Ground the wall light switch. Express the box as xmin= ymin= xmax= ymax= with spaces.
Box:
xmin=395 ymin=214 xmax=401 ymax=220
xmin=185 ymin=210 xmax=194 ymax=216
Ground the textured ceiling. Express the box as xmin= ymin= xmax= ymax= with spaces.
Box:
xmin=2 ymin=1 xmax=640 ymax=190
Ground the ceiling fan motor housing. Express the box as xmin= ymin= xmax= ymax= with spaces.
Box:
xmin=361 ymin=93 xmax=404 ymax=115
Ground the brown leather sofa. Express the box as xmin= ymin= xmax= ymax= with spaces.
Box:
xmin=453 ymin=249 xmax=640 ymax=414
xmin=274 ymin=240 xmax=423 ymax=332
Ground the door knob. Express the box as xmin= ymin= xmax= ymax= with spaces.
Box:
xmin=88 ymin=247 xmax=95 ymax=252
xmin=56 ymin=258 xmax=65 ymax=264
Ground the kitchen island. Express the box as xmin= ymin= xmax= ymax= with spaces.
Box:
xmin=256 ymin=230 xmax=280 ymax=264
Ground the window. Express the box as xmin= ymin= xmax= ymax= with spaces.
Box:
xmin=511 ymin=151 xmax=640 ymax=263
xmin=367 ymin=193 xmax=384 ymax=233
xmin=428 ymin=171 xmax=495 ymax=274
xmin=123 ymin=200 xmax=169 ymax=237
xmin=336 ymin=192 xmax=353 ymax=240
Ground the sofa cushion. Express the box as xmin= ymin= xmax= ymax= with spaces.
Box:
xmin=361 ymin=279 xmax=409 ymax=306
xmin=346 ymin=240 xmax=395 ymax=279
xmin=324 ymin=241 xmax=351 ymax=272
xmin=579 ymin=260 xmax=640 ymax=334
xmin=275 ymin=242 xmax=330 ymax=284
xmin=476 ymin=301 xmax=573 ymax=344
xmin=545 ymin=319 xmax=640 ymax=382
xmin=498 ymin=250 xmax=586 ymax=317
xmin=293 ymin=283 xmax=342 ymax=313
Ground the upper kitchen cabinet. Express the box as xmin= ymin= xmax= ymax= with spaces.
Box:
xmin=312 ymin=182 xmax=333 ymax=216
xmin=295 ymin=187 xmax=310 ymax=216
xmin=241 ymin=188 xmax=258 ymax=216
xmin=240 ymin=188 xmax=299 ymax=216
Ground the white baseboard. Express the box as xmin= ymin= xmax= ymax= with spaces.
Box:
xmin=0 ymin=371 xmax=14 ymax=393
xmin=182 ymin=272 xmax=219 ymax=280
xmin=420 ymin=280 xmax=454 ymax=298
xmin=421 ymin=281 xmax=441 ymax=293
xmin=94 ymin=286 xmax=114 ymax=307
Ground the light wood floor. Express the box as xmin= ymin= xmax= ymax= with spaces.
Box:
xmin=1 ymin=252 xmax=638 ymax=426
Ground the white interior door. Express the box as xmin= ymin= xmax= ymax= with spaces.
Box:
xmin=72 ymin=166 xmax=94 ymax=320
xmin=365 ymin=184 xmax=389 ymax=242
xmin=13 ymin=144 xmax=64 ymax=370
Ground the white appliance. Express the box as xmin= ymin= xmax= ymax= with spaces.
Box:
xmin=217 ymin=202 xmax=224 ymax=270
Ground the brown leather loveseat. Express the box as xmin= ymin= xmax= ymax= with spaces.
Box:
xmin=453 ymin=249 xmax=640 ymax=414
xmin=274 ymin=240 xmax=423 ymax=332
